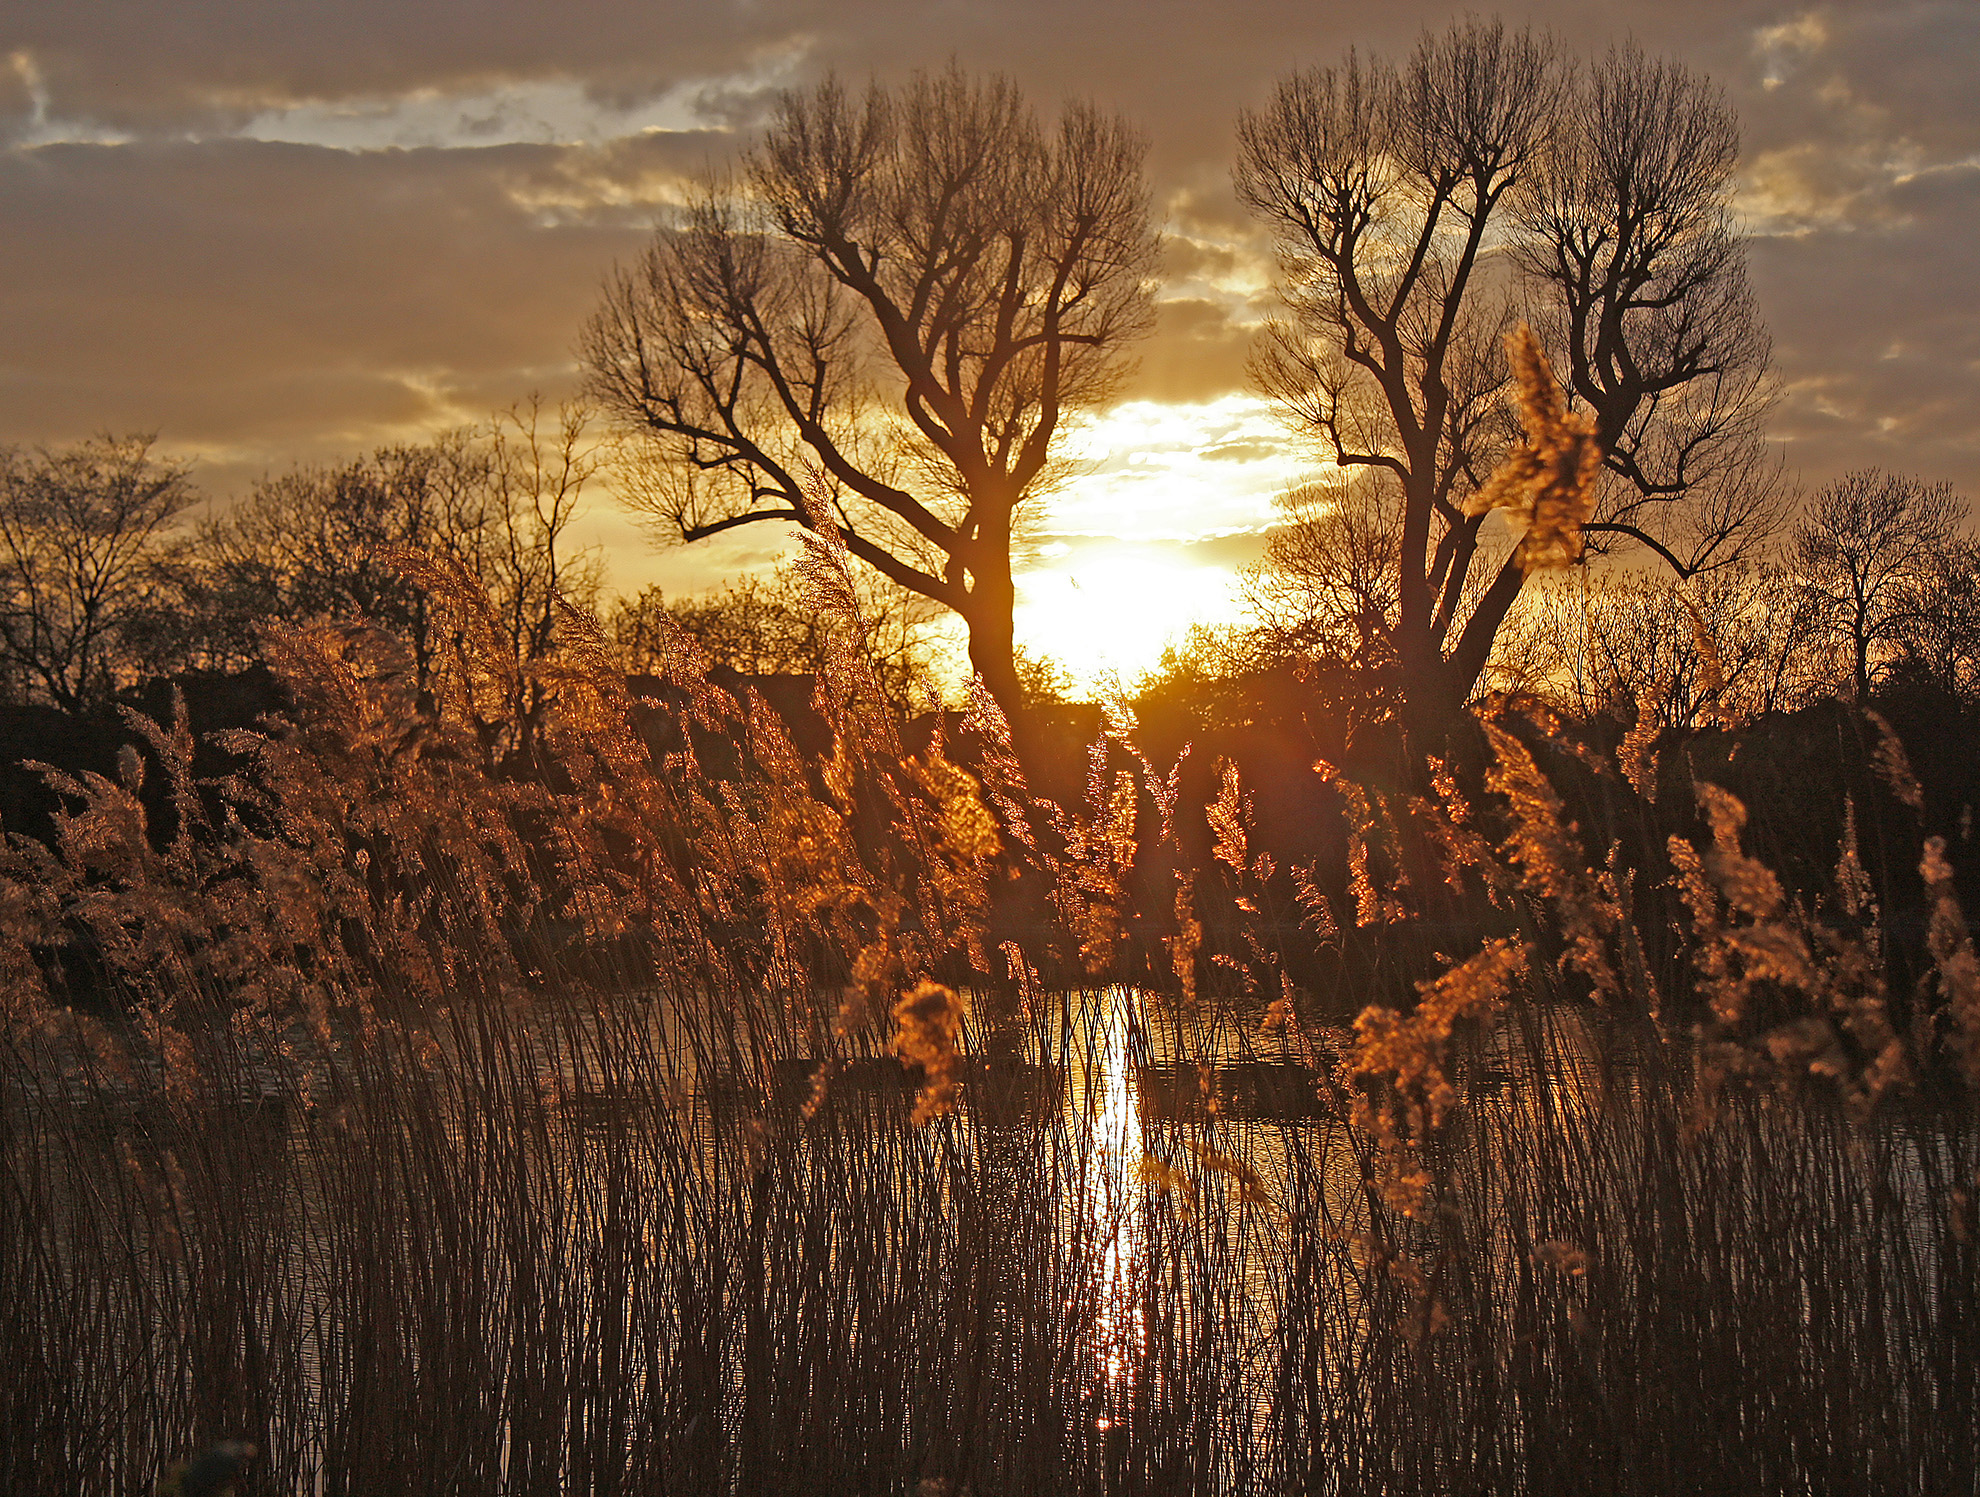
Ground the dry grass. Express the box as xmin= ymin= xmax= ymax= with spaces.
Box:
xmin=2 ymin=547 xmax=1977 ymax=1495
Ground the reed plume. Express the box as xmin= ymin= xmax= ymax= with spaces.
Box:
xmin=892 ymin=979 xmax=964 ymax=1125
xmin=1465 ymin=326 xmax=1603 ymax=573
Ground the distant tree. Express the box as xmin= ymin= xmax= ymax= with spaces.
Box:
xmin=470 ymin=401 xmax=605 ymax=722
xmin=159 ymin=404 xmax=599 ymax=684
xmin=1496 ymin=564 xmax=1827 ymax=729
xmin=1242 ymin=474 xmax=1414 ymax=675
xmin=1792 ymin=469 xmax=1969 ymax=702
xmin=1010 ymin=644 xmax=1077 ymax=712
xmin=609 ymin=560 xmax=948 ymax=713
xmin=1132 ymin=619 xmax=1344 ymax=736
xmin=583 ymin=65 xmax=1156 ymax=751
xmin=1235 ymin=21 xmax=1781 ymax=733
xmin=148 ymin=436 xmax=488 ymax=681
xmin=1142 ymin=620 xmax=1310 ymax=690
xmin=0 ymin=434 xmax=196 ymax=711
xmin=411 ymin=401 xmax=605 ymax=768
xmin=1886 ymin=536 xmax=1980 ymax=700
xmin=148 ymin=403 xmax=601 ymax=769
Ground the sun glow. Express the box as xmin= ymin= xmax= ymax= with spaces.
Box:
xmin=1014 ymin=543 xmax=1249 ymax=692
xmin=596 ymin=393 xmax=1325 ymax=699
xmin=1048 ymin=394 xmax=1309 ymax=541
xmin=997 ymin=394 xmax=1324 ymax=692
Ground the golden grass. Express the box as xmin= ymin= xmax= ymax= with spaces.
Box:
xmin=2 ymin=540 xmax=1977 ymax=1494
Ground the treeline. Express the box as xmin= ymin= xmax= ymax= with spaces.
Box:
xmin=0 ymin=415 xmax=592 ymax=721
xmin=14 ymin=421 xmax=1975 ymax=1020
xmin=1151 ymin=466 xmax=1980 ymax=737
xmin=0 ymin=416 xmax=961 ymax=728
xmin=8 ymin=430 xmax=1973 ymax=741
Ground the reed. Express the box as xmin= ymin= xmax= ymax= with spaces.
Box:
xmin=2 ymin=544 xmax=1975 ymax=1495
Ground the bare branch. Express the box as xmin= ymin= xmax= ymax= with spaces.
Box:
xmin=584 ymin=66 xmax=1154 ymax=726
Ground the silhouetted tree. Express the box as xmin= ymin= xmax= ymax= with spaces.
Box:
xmin=1495 ymin=564 xmax=1827 ymax=728
xmin=145 ymin=403 xmax=601 ymax=771
xmin=150 ymin=436 xmax=487 ymax=680
xmin=0 ymin=434 xmax=195 ymax=711
xmin=609 ymin=560 xmax=949 ymax=712
xmin=583 ymin=66 xmax=1156 ymax=754
xmin=1792 ymin=469 xmax=1969 ymax=702
xmin=1243 ymin=473 xmax=1422 ymax=676
xmin=1517 ymin=45 xmax=1782 ymax=579
xmin=158 ymin=404 xmax=599 ymax=688
xmin=1236 ymin=21 xmax=1780 ymax=734
xmin=1886 ymin=535 xmax=1980 ymax=700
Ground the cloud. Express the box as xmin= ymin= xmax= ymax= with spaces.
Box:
xmin=2 ymin=7 xmax=785 ymax=136
xmin=1753 ymin=12 xmax=1828 ymax=91
xmin=230 ymin=48 xmax=807 ymax=153
xmin=0 ymin=137 xmax=661 ymax=454
xmin=1129 ymin=297 xmax=1258 ymax=405
xmin=1750 ymin=159 xmax=1980 ymax=492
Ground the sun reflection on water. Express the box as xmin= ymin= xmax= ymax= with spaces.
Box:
xmin=1080 ymin=990 xmax=1146 ymax=1424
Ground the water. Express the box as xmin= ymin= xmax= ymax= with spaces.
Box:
xmin=9 ymin=986 xmax=1971 ymax=1494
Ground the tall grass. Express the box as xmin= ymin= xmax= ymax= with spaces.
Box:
xmin=2 ymin=539 xmax=1976 ymax=1494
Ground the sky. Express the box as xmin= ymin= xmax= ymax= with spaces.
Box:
xmin=3 ymin=1 xmax=1976 ymax=687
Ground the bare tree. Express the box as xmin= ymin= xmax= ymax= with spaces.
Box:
xmin=1887 ymin=535 xmax=1980 ymax=699
xmin=1242 ymin=474 xmax=1405 ymax=671
xmin=418 ymin=399 xmax=605 ymax=769
xmin=1236 ymin=20 xmax=1778 ymax=732
xmin=1792 ymin=469 xmax=1969 ymax=702
xmin=583 ymin=66 xmax=1156 ymax=751
xmin=475 ymin=399 xmax=605 ymax=718
xmin=1496 ymin=564 xmax=1828 ymax=728
xmin=1236 ymin=21 xmax=1563 ymax=731
xmin=609 ymin=560 xmax=949 ymax=713
xmin=157 ymin=435 xmax=491 ymax=682
xmin=0 ymin=435 xmax=196 ymax=712
xmin=159 ymin=405 xmax=600 ymax=689
xmin=1517 ymin=43 xmax=1785 ymax=579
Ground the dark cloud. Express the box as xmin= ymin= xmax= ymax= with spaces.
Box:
xmin=1751 ymin=160 xmax=1980 ymax=494
xmin=1129 ymin=297 xmax=1257 ymax=405
xmin=4 ymin=4 xmax=766 ymax=133
xmin=1160 ymin=236 xmax=1250 ymax=285
xmin=9 ymin=0 xmax=1804 ymax=159
xmin=0 ymin=138 xmax=661 ymax=458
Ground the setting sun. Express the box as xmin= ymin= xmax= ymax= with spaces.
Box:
xmin=992 ymin=394 xmax=1316 ymax=691
xmin=1015 ymin=542 xmax=1251 ymax=690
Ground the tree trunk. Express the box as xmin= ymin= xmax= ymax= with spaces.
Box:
xmin=1442 ymin=554 xmax=1530 ymax=707
xmin=962 ymin=588 xmax=1048 ymax=787
xmin=1393 ymin=553 xmax=1530 ymax=756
